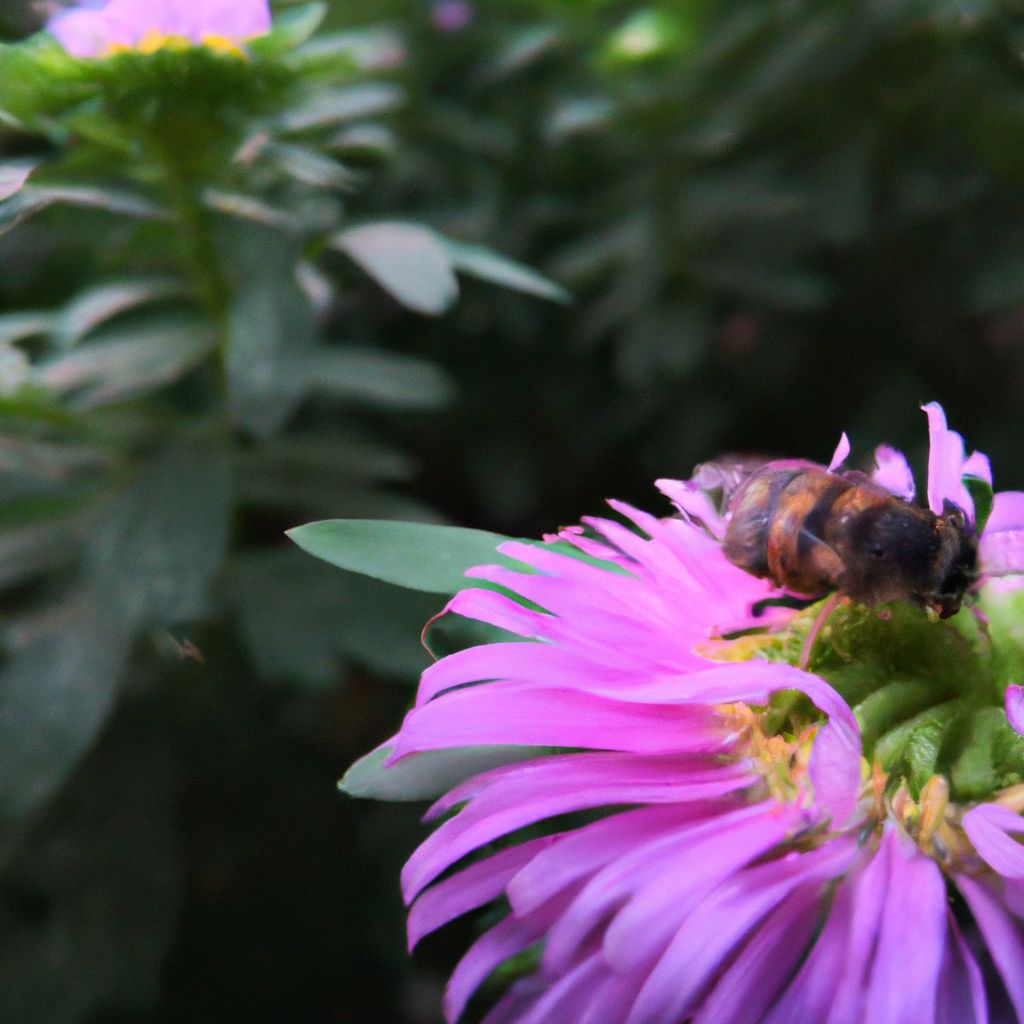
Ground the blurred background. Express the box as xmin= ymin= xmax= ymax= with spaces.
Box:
xmin=1 ymin=0 xmax=1024 ymax=1021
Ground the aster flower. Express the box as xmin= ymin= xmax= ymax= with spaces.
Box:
xmin=46 ymin=0 xmax=272 ymax=58
xmin=351 ymin=402 xmax=1024 ymax=1023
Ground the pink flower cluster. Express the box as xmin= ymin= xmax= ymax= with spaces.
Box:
xmin=382 ymin=403 xmax=1024 ymax=1023
xmin=47 ymin=0 xmax=271 ymax=58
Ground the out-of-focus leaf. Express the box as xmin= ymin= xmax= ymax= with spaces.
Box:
xmin=288 ymin=27 xmax=406 ymax=73
xmin=225 ymin=549 xmax=438 ymax=685
xmin=0 ymin=312 xmax=57 ymax=346
xmin=86 ymin=435 xmax=232 ymax=625
xmin=306 ymin=347 xmax=455 ymax=409
xmin=327 ymin=123 xmax=398 ymax=158
xmin=0 ymin=594 xmax=135 ymax=855
xmin=330 ymin=222 xmax=459 ymax=315
xmin=270 ymin=142 xmax=364 ymax=191
xmin=247 ymin=1 xmax=326 ymax=59
xmin=481 ymin=26 xmax=562 ymax=82
xmin=203 ymin=189 xmax=298 ymax=232
xmin=54 ymin=278 xmax=186 ymax=349
xmin=0 ymin=160 xmax=40 ymax=202
xmin=33 ymin=317 xmax=217 ymax=409
xmin=225 ymin=226 xmax=317 ymax=437
xmin=0 ymin=518 xmax=82 ymax=589
xmin=277 ymin=83 xmax=404 ymax=133
xmin=0 ymin=186 xmax=164 ymax=235
xmin=287 ymin=519 xmax=521 ymax=594
xmin=341 ymin=743 xmax=542 ymax=801
xmin=439 ymin=238 xmax=571 ymax=303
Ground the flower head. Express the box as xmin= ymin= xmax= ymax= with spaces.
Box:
xmin=372 ymin=402 xmax=1024 ymax=1023
xmin=47 ymin=0 xmax=271 ymax=58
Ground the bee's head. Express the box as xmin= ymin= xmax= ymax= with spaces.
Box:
xmin=923 ymin=501 xmax=979 ymax=618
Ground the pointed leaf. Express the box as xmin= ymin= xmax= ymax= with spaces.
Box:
xmin=341 ymin=743 xmax=541 ymax=801
xmin=439 ymin=237 xmax=571 ymax=303
xmin=306 ymin=347 xmax=455 ymax=409
xmin=330 ymin=222 xmax=459 ymax=316
xmin=287 ymin=519 xmax=521 ymax=594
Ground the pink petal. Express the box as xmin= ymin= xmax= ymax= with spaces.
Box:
xmin=1008 ymin=685 xmax=1024 ymax=738
xmin=506 ymin=804 xmax=712 ymax=916
xmin=542 ymin=802 xmax=782 ymax=974
xmin=937 ymin=912 xmax=988 ymax=1024
xmin=443 ymin=903 xmax=559 ymax=1023
xmin=401 ymin=753 xmax=751 ymax=901
xmin=626 ymin=840 xmax=854 ymax=1024
xmin=606 ymin=805 xmax=805 ymax=981
xmin=391 ymin=682 xmax=726 ymax=759
xmin=692 ymin=881 xmax=824 ymax=1024
xmin=872 ymin=445 xmax=915 ymax=501
xmin=957 ymin=873 xmax=1024 ymax=1020
xmin=963 ymin=801 xmax=1024 ymax=877
xmin=407 ymin=834 xmax=555 ymax=949
xmin=828 ymin=432 xmax=851 ymax=471
xmin=923 ymin=401 xmax=973 ymax=518
xmin=980 ymin=492 xmax=1024 ymax=579
xmin=864 ymin=829 xmax=947 ymax=1024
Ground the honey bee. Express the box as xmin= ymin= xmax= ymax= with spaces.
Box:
xmin=721 ymin=460 xmax=979 ymax=618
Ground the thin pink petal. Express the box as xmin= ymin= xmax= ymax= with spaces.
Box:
xmin=937 ymin=912 xmax=988 ymax=1024
xmin=392 ymin=682 xmax=726 ymax=759
xmin=864 ymin=829 xmax=947 ymax=1024
xmin=626 ymin=840 xmax=854 ymax=1024
xmin=407 ymin=835 xmax=555 ymax=949
xmin=443 ymin=903 xmax=559 ymax=1024
xmin=828 ymin=432 xmax=851 ymax=471
xmin=957 ymin=873 xmax=1024 ymax=1019
xmin=963 ymin=801 xmax=1024 ymax=877
xmin=1008 ymin=685 xmax=1024 ymax=738
xmin=507 ymin=804 xmax=712 ymax=916
xmin=401 ymin=753 xmax=751 ymax=901
xmin=923 ymin=401 xmax=973 ymax=518
xmin=872 ymin=444 xmax=915 ymax=501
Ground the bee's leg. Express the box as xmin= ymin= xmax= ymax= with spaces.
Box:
xmin=969 ymin=600 xmax=991 ymax=646
xmin=799 ymin=592 xmax=843 ymax=671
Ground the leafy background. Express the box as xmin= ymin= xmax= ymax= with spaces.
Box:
xmin=2 ymin=0 xmax=1024 ymax=1021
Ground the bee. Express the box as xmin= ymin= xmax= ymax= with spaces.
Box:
xmin=721 ymin=460 xmax=979 ymax=618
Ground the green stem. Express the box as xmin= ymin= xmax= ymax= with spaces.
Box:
xmin=148 ymin=132 xmax=231 ymax=390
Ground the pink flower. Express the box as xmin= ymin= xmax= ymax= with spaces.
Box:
xmin=366 ymin=402 xmax=1024 ymax=1023
xmin=47 ymin=0 xmax=271 ymax=58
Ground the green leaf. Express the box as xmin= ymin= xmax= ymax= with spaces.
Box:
xmin=0 ymin=159 xmax=40 ymax=202
xmin=330 ymin=222 xmax=459 ymax=316
xmin=964 ymin=474 xmax=994 ymax=536
xmin=277 ymin=83 xmax=404 ymax=133
xmin=33 ymin=316 xmax=217 ymax=409
xmin=305 ymin=347 xmax=455 ymax=409
xmin=341 ymin=743 xmax=541 ymax=801
xmin=87 ymin=435 xmax=233 ymax=625
xmin=0 ymin=186 xmax=164 ymax=235
xmin=0 ymin=311 xmax=57 ymax=346
xmin=439 ymin=238 xmax=571 ymax=304
xmin=270 ymin=142 xmax=364 ymax=191
xmin=248 ymin=2 xmax=327 ymax=59
xmin=286 ymin=519 xmax=522 ymax=594
xmin=225 ymin=226 xmax=317 ymax=437
xmin=54 ymin=278 xmax=186 ymax=348
xmin=0 ymin=593 xmax=134 ymax=842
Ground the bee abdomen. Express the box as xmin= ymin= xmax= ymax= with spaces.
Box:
xmin=724 ymin=465 xmax=851 ymax=596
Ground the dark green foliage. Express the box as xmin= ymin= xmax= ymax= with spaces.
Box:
xmin=3 ymin=0 xmax=1024 ymax=1020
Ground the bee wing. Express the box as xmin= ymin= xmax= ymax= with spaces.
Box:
xmin=691 ymin=457 xmax=770 ymax=514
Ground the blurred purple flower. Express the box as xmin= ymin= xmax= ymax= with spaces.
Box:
xmin=374 ymin=403 xmax=1024 ymax=1023
xmin=47 ymin=0 xmax=271 ymax=57
xmin=431 ymin=1 xmax=473 ymax=33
